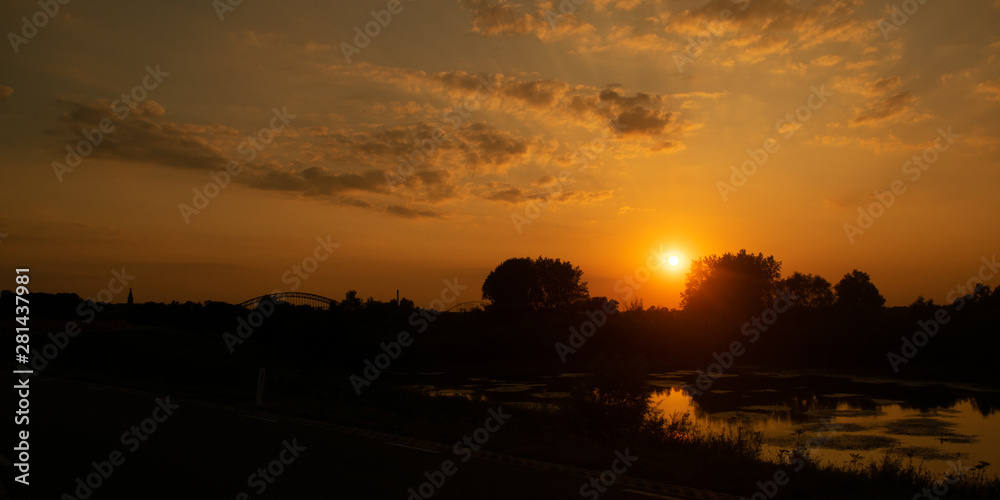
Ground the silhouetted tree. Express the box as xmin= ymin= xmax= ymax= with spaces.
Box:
xmin=575 ymin=296 xmax=621 ymax=314
xmin=834 ymin=270 xmax=885 ymax=309
xmin=780 ymin=272 xmax=834 ymax=308
xmin=482 ymin=256 xmax=588 ymax=311
xmin=341 ymin=290 xmax=362 ymax=311
xmin=908 ymin=295 xmax=936 ymax=313
xmin=681 ymin=249 xmax=781 ymax=318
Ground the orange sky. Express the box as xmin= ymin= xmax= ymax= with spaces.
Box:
xmin=1 ymin=0 xmax=998 ymax=308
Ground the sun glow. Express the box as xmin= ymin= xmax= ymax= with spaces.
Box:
xmin=668 ymin=255 xmax=680 ymax=267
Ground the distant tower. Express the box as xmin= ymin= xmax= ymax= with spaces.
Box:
xmin=127 ymin=288 xmax=134 ymax=305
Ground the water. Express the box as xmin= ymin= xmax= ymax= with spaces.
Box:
xmin=652 ymin=380 xmax=997 ymax=472
xmin=405 ymin=370 xmax=1000 ymax=473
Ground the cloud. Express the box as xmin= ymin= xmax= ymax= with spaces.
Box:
xmin=458 ymin=0 xmax=875 ymax=61
xmin=589 ymin=25 xmax=681 ymax=56
xmin=962 ymin=134 xmax=1000 ymax=148
xmin=291 ymin=118 xmax=547 ymax=178
xmin=810 ymin=133 xmax=949 ymax=153
xmin=666 ymin=0 xmax=876 ymax=61
xmin=243 ymin=165 xmax=389 ymax=196
xmin=385 ymin=205 xmax=444 ymax=218
xmin=618 ymin=205 xmax=655 ymax=215
xmin=329 ymin=62 xmax=698 ymax=147
xmin=46 ymin=97 xmax=563 ymax=218
xmin=46 ymin=59 xmax=696 ymax=221
xmin=835 ymin=74 xmax=902 ymax=97
xmin=49 ymin=98 xmax=235 ymax=171
xmin=532 ymin=175 xmax=558 ymax=187
xmin=720 ymin=34 xmax=789 ymax=63
xmin=304 ymin=40 xmax=333 ymax=52
xmin=459 ymin=0 xmax=596 ymax=42
xmin=264 ymin=120 xmax=542 ymax=200
xmin=503 ymin=79 xmax=571 ymax=108
xmin=845 ymin=60 xmax=878 ymax=70
xmin=849 ymin=91 xmax=931 ymax=127
xmin=558 ymin=190 xmax=614 ymax=204
xmin=810 ymin=54 xmax=842 ymax=67
xmin=0 ymin=85 xmax=12 ymax=101
xmin=484 ymin=186 xmax=528 ymax=203
xmin=868 ymin=76 xmax=903 ymax=95
xmin=649 ymin=140 xmax=685 ymax=153
xmin=977 ymin=79 xmax=1000 ymax=101
xmin=461 ymin=0 xmax=539 ymax=36
xmin=478 ymin=181 xmax=612 ymax=207
xmin=615 ymin=106 xmax=672 ymax=135
xmin=584 ymin=86 xmax=696 ymax=142
xmin=458 ymin=122 xmax=541 ymax=174
xmin=388 ymin=101 xmax=439 ymax=120
xmin=592 ymin=0 xmax=645 ymax=11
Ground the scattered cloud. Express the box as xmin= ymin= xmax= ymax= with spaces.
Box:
xmin=835 ymin=74 xmax=902 ymax=97
xmin=810 ymin=54 xmax=842 ymax=67
xmin=810 ymin=132 xmax=951 ymax=153
xmin=49 ymin=98 xmax=234 ymax=171
xmin=849 ymin=91 xmax=931 ymax=127
xmin=478 ymin=180 xmax=612 ymax=207
xmin=385 ymin=204 xmax=444 ymax=218
xmin=459 ymin=0 xmax=597 ymax=42
xmin=618 ymin=205 xmax=655 ymax=214
xmin=977 ymin=79 xmax=1000 ymax=101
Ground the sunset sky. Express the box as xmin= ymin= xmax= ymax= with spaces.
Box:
xmin=2 ymin=0 xmax=998 ymax=309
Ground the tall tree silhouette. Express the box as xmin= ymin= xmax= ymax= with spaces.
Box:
xmin=834 ymin=270 xmax=885 ymax=309
xmin=681 ymin=249 xmax=782 ymax=319
xmin=482 ymin=256 xmax=588 ymax=311
xmin=780 ymin=272 xmax=834 ymax=308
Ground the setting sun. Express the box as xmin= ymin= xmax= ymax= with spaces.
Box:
xmin=668 ymin=255 xmax=681 ymax=267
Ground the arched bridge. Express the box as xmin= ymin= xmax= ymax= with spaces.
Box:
xmin=443 ymin=301 xmax=486 ymax=312
xmin=238 ymin=292 xmax=335 ymax=310
xmin=236 ymin=294 xmax=486 ymax=312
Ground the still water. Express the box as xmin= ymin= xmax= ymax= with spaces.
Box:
xmin=409 ymin=370 xmax=999 ymax=474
